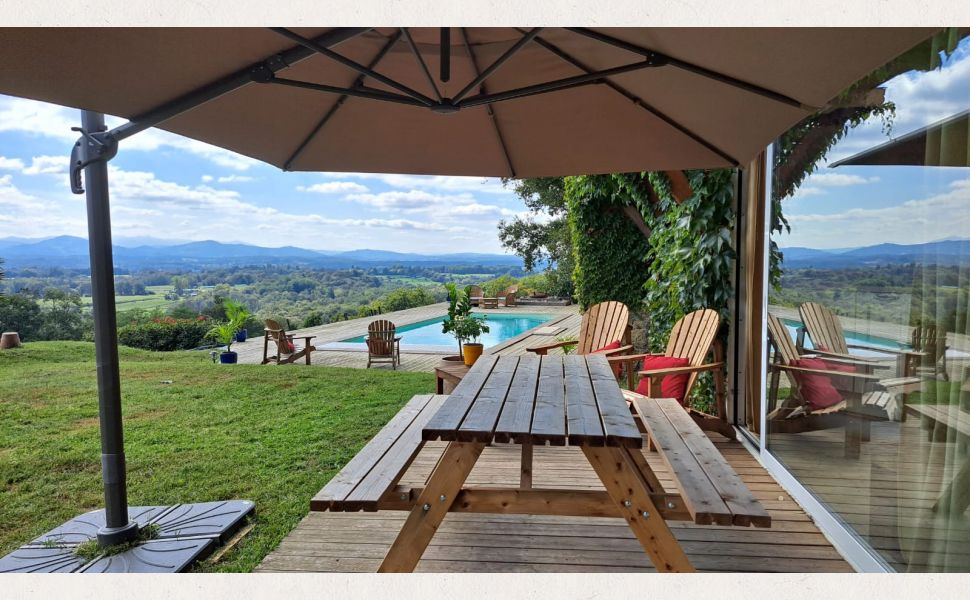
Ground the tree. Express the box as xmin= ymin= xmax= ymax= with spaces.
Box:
xmin=0 ymin=291 xmax=42 ymax=340
xmin=497 ymin=177 xmax=575 ymax=297
xmin=37 ymin=288 xmax=85 ymax=340
xmin=171 ymin=275 xmax=190 ymax=296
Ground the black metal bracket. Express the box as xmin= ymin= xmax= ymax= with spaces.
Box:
xmin=70 ymin=127 xmax=117 ymax=194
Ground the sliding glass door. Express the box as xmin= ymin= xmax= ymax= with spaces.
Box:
xmin=763 ymin=29 xmax=970 ymax=572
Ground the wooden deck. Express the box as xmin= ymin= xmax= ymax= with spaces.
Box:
xmin=768 ymin=415 xmax=970 ymax=572
xmin=233 ymin=303 xmax=580 ymax=372
xmin=248 ymin=301 xmax=866 ymax=573
xmin=257 ymin=435 xmax=852 ymax=573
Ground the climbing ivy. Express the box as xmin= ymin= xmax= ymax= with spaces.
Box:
xmin=564 ymin=175 xmax=652 ymax=312
xmin=643 ymin=170 xmax=736 ymax=351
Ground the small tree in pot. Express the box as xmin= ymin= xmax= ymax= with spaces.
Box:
xmin=442 ymin=283 xmax=490 ymax=366
xmin=208 ymin=299 xmax=249 ymax=364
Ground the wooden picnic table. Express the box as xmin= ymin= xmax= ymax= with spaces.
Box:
xmin=905 ymin=402 xmax=970 ymax=514
xmin=312 ymin=353 xmax=770 ymax=573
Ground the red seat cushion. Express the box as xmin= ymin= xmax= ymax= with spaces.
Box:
xmin=792 ymin=357 xmax=843 ymax=410
xmin=821 ymin=359 xmax=857 ymax=373
xmin=593 ymin=340 xmax=623 ymax=377
xmin=636 ymin=356 xmax=691 ymax=404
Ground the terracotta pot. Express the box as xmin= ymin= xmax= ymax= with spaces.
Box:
xmin=462 ymin=343 xmax=484 ymax=366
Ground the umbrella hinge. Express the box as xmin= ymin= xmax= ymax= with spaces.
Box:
xmin=250 ymin=64 xmax=277 ymax=83
xmin=70 ymin=128 xmax=118 ymax=195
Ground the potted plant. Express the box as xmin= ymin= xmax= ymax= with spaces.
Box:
xmin=442 ymin=283 xmax=490 ymax=366
xmin=209 ymin=299 xmax=249 ymax=364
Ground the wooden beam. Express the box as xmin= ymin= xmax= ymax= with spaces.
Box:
xmin=379 ymin=486 xmax=692 ymax=521
xmin=378 ymin=441 xmax=484 ymax=572
xmin=583 ymin=445 xmax=695 ymax=572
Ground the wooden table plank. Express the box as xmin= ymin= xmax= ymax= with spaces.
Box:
xmin=530 ymin=355 xmax=567 ymax=445
xmin=312 ymin=394 xmax=433 ymax=509
xmin=587 ymin=354 xmax=642 ymax=448
xmin=343 ymin=394 xmax=449 ymax=511
xmin=564 ymin=355 xmax=605 ymax=446
xmin=656 ymin=399 xmax=771 ymax=528
xmin=494 ymin=354 xmax=540 ymax=443
xmin=458 ymin=356 xmax=519 ymax=442
xmin=424 ymin=355 xmax=498 ymax=441
xmin=635 ymin=398 xmax=734 ymax=526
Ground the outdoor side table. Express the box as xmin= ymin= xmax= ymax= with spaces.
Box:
xmin=434 ymin=360 xmax=470 ymax=394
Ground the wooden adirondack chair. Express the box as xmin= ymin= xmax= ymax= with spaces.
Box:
xmin=499 ymin=285 xmax=519 ymax=307
xmin=609 ymin=309 xmax=735 ymax=441
xmin=468 ymin=285 xmax=484 ymax=307
xmin=366 ymin=319 xmax=401 ymax=369
xmin=526 ymin=300 xmax=632 ymax=357
xmin=262 ymin=319 xmax=316 ymax=365
xmin=798 ymin=302 xmax=923 ymax=376
xmin=909 ymin=322 xmax=948 ymax=380
xmin=766 ymin=312 xmax=920 ymax=457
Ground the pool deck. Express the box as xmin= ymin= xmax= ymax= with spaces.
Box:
xmin=232 ymin=302 xmax=580 ymax=372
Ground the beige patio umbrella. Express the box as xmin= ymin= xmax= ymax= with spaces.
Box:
xmin=0 ymin=26 xmax=939 ymax=562
xmin=0 ymin=27 xmax=937 ymax=176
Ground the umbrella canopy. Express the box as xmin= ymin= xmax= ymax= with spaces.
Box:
xmin=0 ymin=27 xmax=937 ymax=177
xmin=831 ymin=108 xmax=970 ymax=168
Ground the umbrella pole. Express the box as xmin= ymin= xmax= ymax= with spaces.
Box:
xmin=78 ymin=110 xmax=139 ymax=547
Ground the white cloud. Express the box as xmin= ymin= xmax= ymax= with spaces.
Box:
xmin=0 ymin=96 xmax=260 ymax=171
xmin=22 ymin=155 xmax=69 ymax=175
xmin=808 ymin=173 xmax=880 ymax=187
xmin=299 ymin=181 xmax=369 ymax=194
xmin=344 ymin=189 xmax=470 ymax=210
xmin=0 ymin=156 xmax=25 ymax=171
xmin=216 ymin=175 xmax=255 ymax=184
xmin=781 ymin=177 xmax=970 ymax=248
xmin=201 ymin=175 xmax=214 ymax=183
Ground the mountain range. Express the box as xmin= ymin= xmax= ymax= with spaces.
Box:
xmin=779 ymin=239 xmax=970 ymax=268
xmin=0 ymin=236 xmax=524 ymax=270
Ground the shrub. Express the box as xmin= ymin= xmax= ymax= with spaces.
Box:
xmin=481 ymin=275 xmax=518 ymax=298
xmin=117 ymin=316 xmax=212 ymax=351
xmin=302 ymin=311 xmax=324 ymax=328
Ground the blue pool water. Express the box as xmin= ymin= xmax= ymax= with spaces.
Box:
xmin=780 ymin=318 xmax=907 ymax=355
xmin=343 ymin=312 xmax=553 ymax=349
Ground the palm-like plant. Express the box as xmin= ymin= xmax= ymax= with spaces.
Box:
xmin=208 ymin=299 xmax=250 ymax=354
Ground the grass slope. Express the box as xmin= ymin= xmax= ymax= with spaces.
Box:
xmin=0 ymin=342 xmax=433 ymax=571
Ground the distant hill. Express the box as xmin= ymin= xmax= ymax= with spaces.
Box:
xmin=779 ymin=239 xmax=970 ymax=269
xmin=0 ymin=236 xmax=523 ymax=271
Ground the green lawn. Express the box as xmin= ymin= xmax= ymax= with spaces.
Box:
xmin=0 ymin=341 xmax=433 ymax=571
xmin=82 ymin=285 xmax=176 ymax=312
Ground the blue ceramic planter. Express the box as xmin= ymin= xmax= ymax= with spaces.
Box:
xmin=219 ymin=351 xmax=238 ymax=364
xmin=234 ymin=329 xmax=248 ymax=342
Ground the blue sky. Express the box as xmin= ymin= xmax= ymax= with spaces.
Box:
xmin=778 ymin=37 xmax=970 ymax=249
xmin=0 ymin=99 xmax=530 ymax=253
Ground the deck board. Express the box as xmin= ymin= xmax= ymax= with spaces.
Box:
xmin=257 ymin=436 xmax=852 ymax=573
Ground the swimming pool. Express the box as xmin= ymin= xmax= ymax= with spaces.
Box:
xmin=341 ymin=312 xmax=554 ymax=351
xmin=780 ymin=317 xmax=906 ymax=355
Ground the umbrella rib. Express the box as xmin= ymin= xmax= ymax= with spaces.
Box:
xmin=270 ymin=27 xmax=436 ymax=107
xmin=524 ymin=31 xmax=740 ymax=166
xmin=565 ymin=27 xmax=814 ymax=110
xmin=460 ymin=27 xmax=516 ymax=178
xmin=283 ymin=31 xmax=404 ymax=171
xmin=109 ymin=27 xmax=372 ymax=143
xmin=401 ymin=28 xmax=443 ymax=102
xmin=456 ymin=59 xmax=660 ymax=109
xmin=452 ymin=27 xmax=543 ymax=104
xmin=268 ymin=77 xmax=425 ymax=106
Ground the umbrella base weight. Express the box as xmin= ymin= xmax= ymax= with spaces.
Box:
xmin=0 ymin=500 xmax=254 ymax=573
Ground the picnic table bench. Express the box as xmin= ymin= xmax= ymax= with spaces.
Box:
xmin=311 ymin=354 xmax=769 ymax=573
